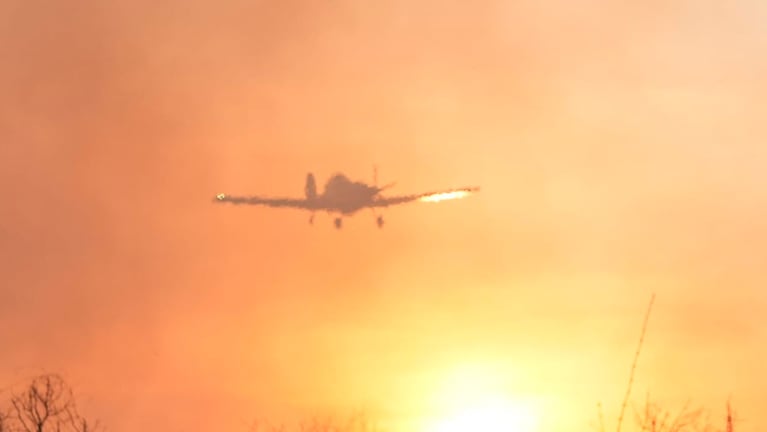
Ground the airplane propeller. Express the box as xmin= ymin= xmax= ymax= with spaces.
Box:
xmin=373 ymin=165 xmax=395 ymax=193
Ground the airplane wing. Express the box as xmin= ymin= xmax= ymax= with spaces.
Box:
xmin=370 ymin=186 xmax=480 ymax=208
xmin=212 ymin=193 xmax=321 ymax=210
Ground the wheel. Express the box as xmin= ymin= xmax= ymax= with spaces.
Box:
xmin=334 ymin=217 xmax=343 ymax=229
xmin=376 ymin=216 xmax=384 ymax=228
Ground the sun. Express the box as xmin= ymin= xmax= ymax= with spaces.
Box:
xmin=423 ymin=395 xmax=539 ymax=432
xmin=420 ymin=364 xmax=541 ymax=432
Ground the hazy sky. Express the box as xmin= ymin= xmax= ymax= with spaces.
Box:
xmin=2 ymin=1 xmax=766 ymax=431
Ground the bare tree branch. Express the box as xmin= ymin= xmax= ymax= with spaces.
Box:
xmin=6 ymin=374 xmax=100 ymax=432
xmin=617 ymin=293 xmax=656 ymax=432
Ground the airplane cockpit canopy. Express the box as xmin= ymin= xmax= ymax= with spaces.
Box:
xmin=325 ymin=173 xmax=350 ymax=188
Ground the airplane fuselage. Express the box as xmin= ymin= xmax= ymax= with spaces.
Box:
xmin=309 ymin=173 xmax=379 ymax=215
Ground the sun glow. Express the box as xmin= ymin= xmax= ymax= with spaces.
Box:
xmin=424 ymin=395 xmax=539 ymax=432
xmin=421 ymin=364 xmax=541 ymax=432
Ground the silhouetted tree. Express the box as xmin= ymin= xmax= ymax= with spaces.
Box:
xmin=630 ymin=394 xmax=730 ymax=432
xmin=0 ymin=407 xmax=8 ymax=432
xmin=7 ymin=374 xmax=99 ymax=432
xmin=593 ymin=395 xmax=734 ymax=432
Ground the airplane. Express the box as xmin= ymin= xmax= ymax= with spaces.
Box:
xmin=212 ymin=167 xmax=479 ymax=229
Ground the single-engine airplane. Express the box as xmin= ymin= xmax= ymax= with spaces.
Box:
xmin=212 ymin=168 xmax=479 ymax=229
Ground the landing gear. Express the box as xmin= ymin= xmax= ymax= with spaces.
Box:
xmin=334 ymin=217 xmax=343 ymax=229
xmin=370 ymin=207 xmax=385 ymax=228
xmin=309 ymin=213 xmax=315 ymax=225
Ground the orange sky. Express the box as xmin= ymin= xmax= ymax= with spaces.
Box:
xmin=2 ymin=1 xmax=766 ymax=431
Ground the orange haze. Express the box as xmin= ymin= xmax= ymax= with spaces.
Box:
xmin=1 ymin=1 xmax=766 ymax=431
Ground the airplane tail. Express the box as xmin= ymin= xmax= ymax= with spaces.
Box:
xmin=305 ymin=173 xmax=317 ymax=200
